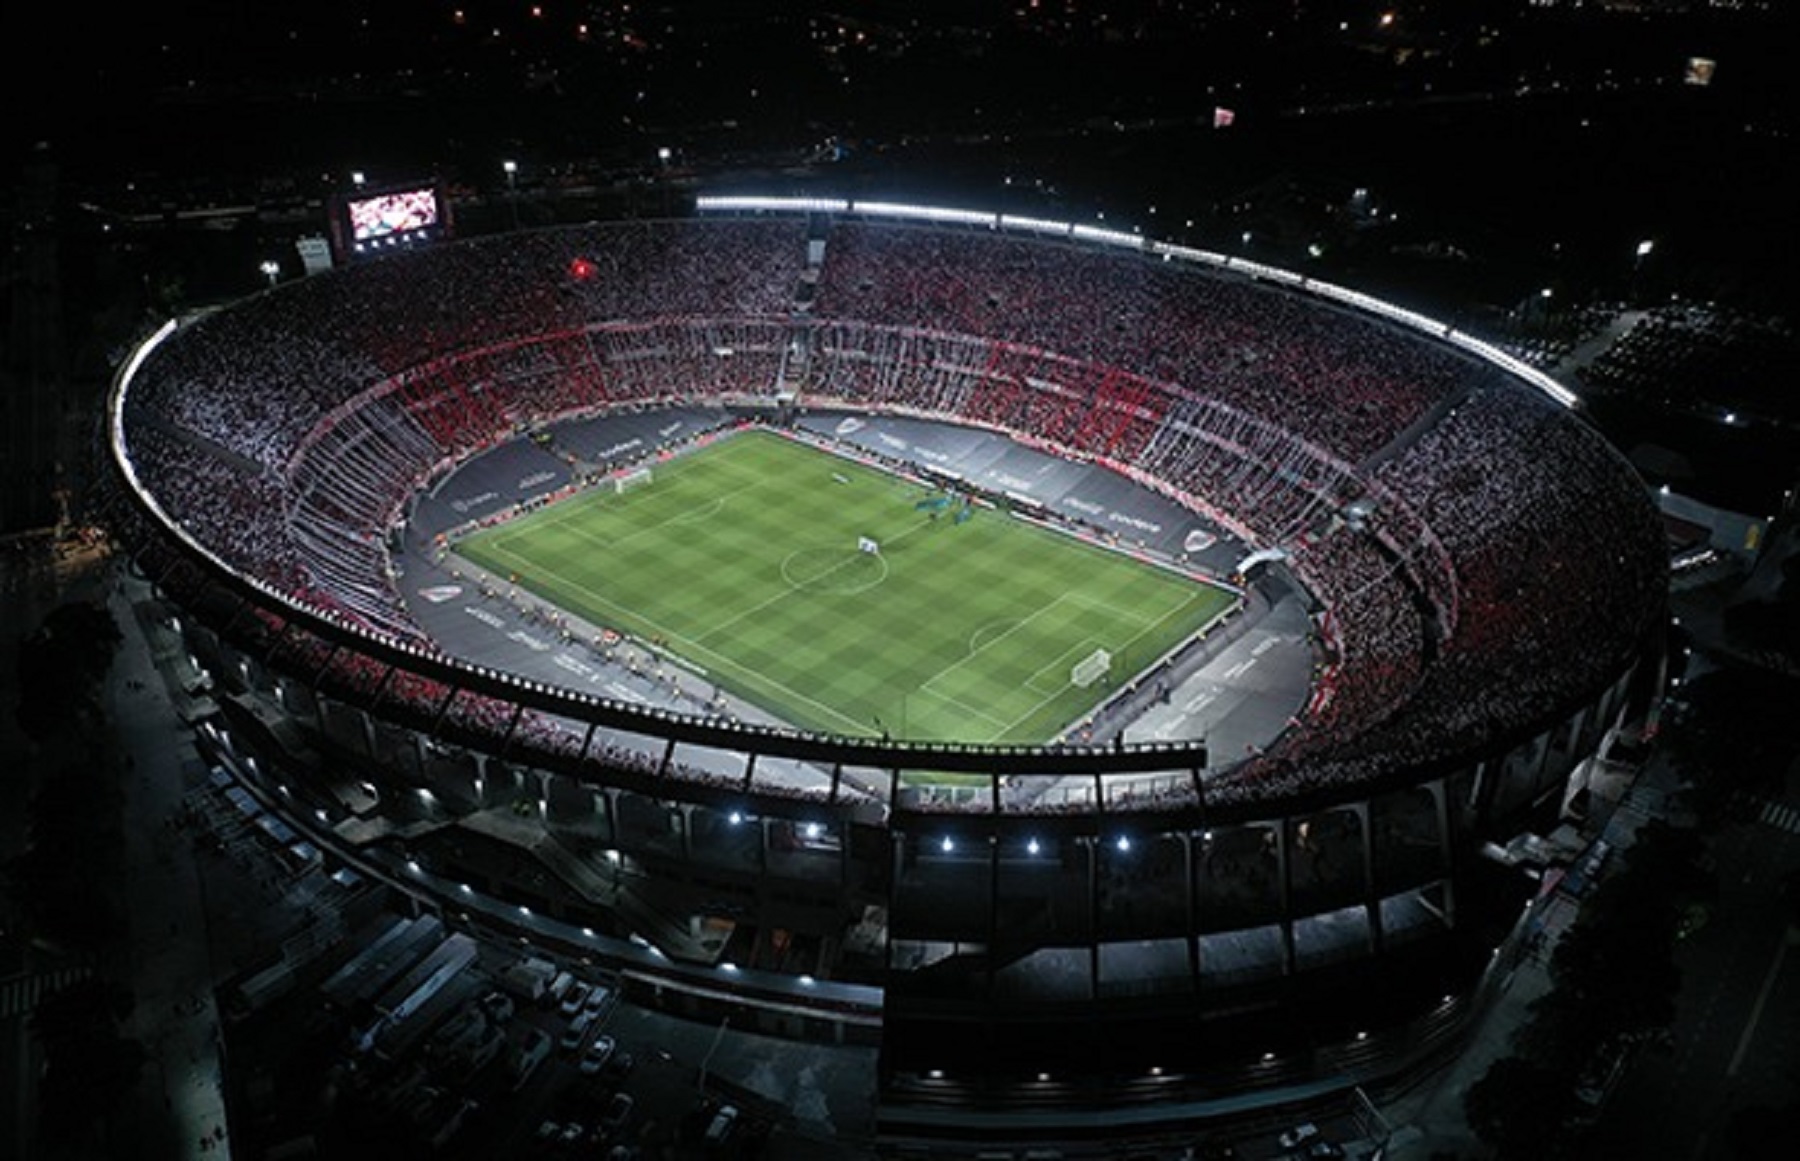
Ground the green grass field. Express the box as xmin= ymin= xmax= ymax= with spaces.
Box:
xmin=454 ymin=429 xmax=1236 ymax=745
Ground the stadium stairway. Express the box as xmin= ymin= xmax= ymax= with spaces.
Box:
xmin=1356 ymin=380 xmax=1481 ymax=476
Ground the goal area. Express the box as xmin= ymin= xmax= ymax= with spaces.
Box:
xmin=614 ymin=466 xmax=654 ymax=495
xmin=1071 ymin=648 xmax=1113 ymax=689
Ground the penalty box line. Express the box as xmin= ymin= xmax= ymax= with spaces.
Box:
xmin=459 ymin=540 xmax=876 ymax=737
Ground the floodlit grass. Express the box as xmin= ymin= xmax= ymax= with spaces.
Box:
xmin=455 ymin=429 xmax=1235 ymax=744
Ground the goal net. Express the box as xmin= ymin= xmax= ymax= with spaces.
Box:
xmin=614 ymin=466 xmax=654 ymax=495
xmin=1070 ymin=648 xmax=1113 ymax=689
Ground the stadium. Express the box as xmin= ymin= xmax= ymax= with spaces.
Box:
xmin=104 ymin=196 xmax=1668 ymax=1144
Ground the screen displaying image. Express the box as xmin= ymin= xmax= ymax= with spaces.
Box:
xmin=347 ymin=188 xmax=441 ymax=242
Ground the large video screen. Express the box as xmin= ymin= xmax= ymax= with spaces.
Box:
xmin=346 ymin=188 xmax=442 ymax=243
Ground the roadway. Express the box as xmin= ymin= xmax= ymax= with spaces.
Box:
xmin=1579 ymin=776 xmax=1800 ymax=1160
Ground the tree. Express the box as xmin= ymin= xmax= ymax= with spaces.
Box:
xmin=13 ymin=600 xmax=122 ymax=741
xmin=1663 ymin=666 xmax=1800 ymax=806
xmin=1464 ymin=1055 xmax=1581 ymax=1159
xmin=29 ymin=977 xmax=146 ymax=1145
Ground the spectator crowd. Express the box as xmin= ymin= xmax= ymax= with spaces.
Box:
xmin=115 ymin=213 xmax=1667 ymax=813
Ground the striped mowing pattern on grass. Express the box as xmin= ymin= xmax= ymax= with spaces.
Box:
xmin=455 ymin=429 xmax=1236 ymax=744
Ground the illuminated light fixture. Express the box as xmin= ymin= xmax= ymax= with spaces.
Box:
xmin=805 ymin=822 xmax=822 ymax=839
xmin=1000 ymin=214 xmax=1072 ymax=236
xmin=1116 ymin=835 xmax=1132 ymax=852
xmin=940 ymin=836 xmax=955 ymax=853
xmin=852 ymin=200 xmax=995 ymax=227
xmin=695 ymin=195 xmax=848 ymax=214
xmin=1071 ymin=223 xmax=1143 ymax=249
xmin=1027 ymin=837 xmax=1040 ymax=855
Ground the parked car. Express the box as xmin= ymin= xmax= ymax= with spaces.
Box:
xmin=703 ymin=1104 xmax=739 ymax=1145
xmin=560 ymin=1011 xmax=595 ymax=1053
xmin=599 ymin=1091 xmax=635 ymax=1136
xmin=559 ymin=981 xmax=591 ymax=1017
xmin=1278 ymin=1123 xmax=1319 ymax=1149
xmin=579 ymin=1034 xmax=617 ymax=1076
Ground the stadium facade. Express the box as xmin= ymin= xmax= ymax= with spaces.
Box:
xmin=104 ymin=199 xmax=1668 ymax=1144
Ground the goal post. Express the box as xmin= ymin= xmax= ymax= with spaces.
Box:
xmin=614 ymin=466 xmax=653 ymax=495
xmin=1071 ymin=647 xmax=1113 ymax=689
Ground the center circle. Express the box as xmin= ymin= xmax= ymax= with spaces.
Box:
xmin=779 ymin=547 xmax=890 ymax=595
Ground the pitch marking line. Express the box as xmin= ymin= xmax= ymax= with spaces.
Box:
xmin=488 ymin=446 xmax=751 ymax=553
xmin=919 ymin=592 xmax=1082 ymax=699
xmin=988 ymin=587 xmax=1210 ymax=743
xmin=468 ymin=540 xmax=874 ymax=736
xmin=1024 ymin=637 xmax=1106 ymax=697
xmin=1059 ymin=588 xmax=1158 ymax=629
xmin=777 ymin=548 xmax=890 ymax=595
xmin=911 ymin=684 xmax=1010 ymax=731
xmin=695 ymin=515 xmax=935 ymax=647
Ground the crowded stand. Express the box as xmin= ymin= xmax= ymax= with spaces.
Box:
xmin=812 ymin=222 xmax=1474 ymax=462
xmin=113 ymin=209 xmax=1666 ymax=817
xmin=1206 ymin=385 xmax=1667 ymax=801
xmin=123 ymin=424 xmax=308 ymax=593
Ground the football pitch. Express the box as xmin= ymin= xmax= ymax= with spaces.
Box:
xmin=454 ymin=429 xmax=1236 ymax=744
